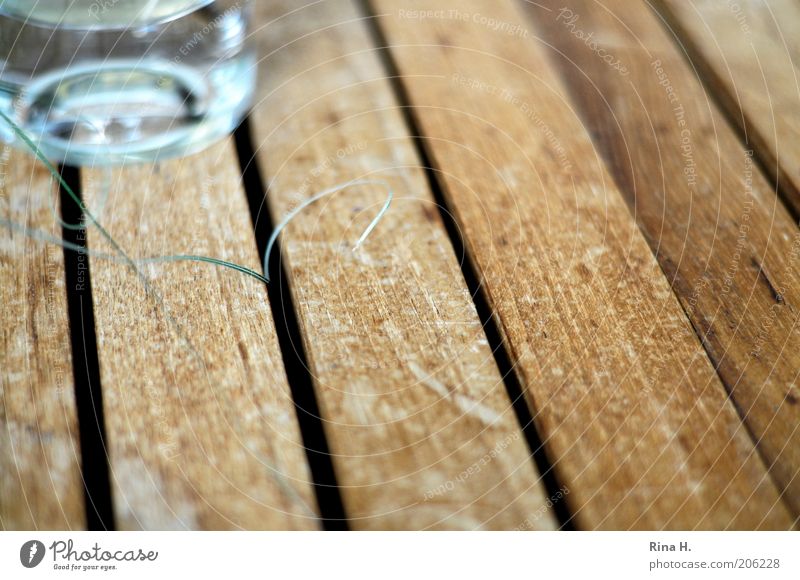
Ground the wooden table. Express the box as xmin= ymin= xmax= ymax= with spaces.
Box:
xmin=2 ymin=0 xmax=799 ymax=530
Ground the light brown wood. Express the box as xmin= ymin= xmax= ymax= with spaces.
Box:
xmin=371 ymin=0 xmax=793 ymax=529
xmin=82 ymin=140 xmax=319 ymax=529
xmin=249 ymin=0 xmax=556 ymax=530
xmin=657 ymin=0 xmax=800 ymax=216
xmin=1 ymin=149 xmax=85 ymax=529
xmin=527 ymin=0 xmax=800 ymax=520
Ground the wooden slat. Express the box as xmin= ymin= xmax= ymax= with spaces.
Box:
xmin=657 ymin=0 xmax=800 ymax=216
xmin=372 ymin=0 xmax=793 ymax=529
xmin=527 ymin=0 xmax=800 ymax=519
xmin=83 ymin=140 xmax=318 ymax=529
xmin=1 ymin=150 xmax=85 ymax=529
xmin=249 ymin=0 xmax=556 ymax=530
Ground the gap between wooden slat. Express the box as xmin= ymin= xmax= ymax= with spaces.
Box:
xmin=369 ymin=0 xmax=792 ymax=529
xmin=524 ymin=0 xmax=800 ymax=521
xmin=234 ymin=119 xmax=348 ymax=530
xmin=649 ymin=0 xmax=800 ymax=519
xmin=248 ymin=0 xmax=557 ymax=530
xmin=653 ymin=0 xmax=800 ymax=223
xmin=82 ymin=140 xmax=319 ymax=530
xmin=357 ymin=0 xmax=573 ymax=529
xmin=58 ymin=165 xmax=116 ymax=531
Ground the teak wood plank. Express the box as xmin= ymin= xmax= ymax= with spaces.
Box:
xmin=528 ymin=0 xmax=800 ymax=519
xmin=249 ymin=0 xmax=555 ymax=529
xmin=657 ymin=0 xmax=800 ymax=217
xmin=82 ymin=140 xmax=318 ymax=530
xmin=1 ymin=150 xmax=85 ymax=529
xmin=372 ymin=0 xmax=793 ymax=529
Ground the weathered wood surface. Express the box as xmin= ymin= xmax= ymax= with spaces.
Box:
xmin=4 ymin=0 xmax=799 ymax=532
xmin=371 ymin=0 xmax=793 ymax=529
xmin=83 ymin=140 xmax=319 ymax=529
xmin=528 ymin=0 xmax=800 ymax=520
xmin=249 ymin=0 xmax=556 ymax=530
xmin=1 ymin=150 xmax=85 ymax=529
xmin=657 ymin=0 xmax=800 ymax=217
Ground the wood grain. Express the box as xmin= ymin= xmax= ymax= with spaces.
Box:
xmin=1 ymin=150 xmax=85 ymax=529
xmin=248 ymin=0 xmax=556 ymax=529
xmin=657 ymin=0 xmax=800 ymax=217
xmin=82 ymin=140 xmax=319 ymax=529
xmin=371 ymin=0 xmax=793 ymax=528
xmin=527 ymin=0 xmax=800 ymax=520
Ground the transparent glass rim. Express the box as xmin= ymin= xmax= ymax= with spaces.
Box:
xmin=0 ymin=0 xmax=246 ymax=31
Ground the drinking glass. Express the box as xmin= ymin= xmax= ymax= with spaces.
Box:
xmin=0 ymin=0 xmax=255 ymax=165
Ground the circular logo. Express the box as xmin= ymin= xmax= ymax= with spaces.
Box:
xmin=20 ymin=540 xmax=46 ymax=568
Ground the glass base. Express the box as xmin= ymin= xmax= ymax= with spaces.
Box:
xmin=2 ymin=56 xmax=254 ymax=166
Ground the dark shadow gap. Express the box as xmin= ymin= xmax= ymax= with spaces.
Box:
xmin=59 ymin=164 xmax=116 ymax=531
xmin=645 ymin=2 xmax=800 ymax=516
xmin=649 ymin=1 xmax=800 ymax=225
xmin=515 ymin=2 xmax=792 ymax=515
xmin=233 ymin=118 xmax=349 ymax=531
xmin=357 ymin=0 xmax=575 ymax=530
